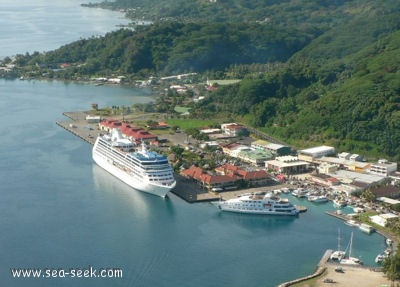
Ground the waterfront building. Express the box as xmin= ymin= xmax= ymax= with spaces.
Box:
xmin=327 ymin=170 xmax=386 ymax=193
xmin=181 ymin=164 xmax=272 ymax=190
xmin=370 ymin=213 xmax=399 ymax=227
xmin=99 ymin=119 xmax=157 ymax=143
xmin=265 ymin=156 xmax=309 ymax=174
xmin=215 ymin=163 xmax=272 ymax=185
xmin=309 ymin=173 xmax=340 ymax=187
xmin=181 ymin=165 xmax=240 ymax=190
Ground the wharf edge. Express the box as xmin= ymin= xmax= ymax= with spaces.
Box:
xmin=56 ymin=111 xmax=221 ymax=203
xmin=56 ymin=111 xmax=308 ymax=205
xmin=277 ymin=250 xmax=330 ymax=287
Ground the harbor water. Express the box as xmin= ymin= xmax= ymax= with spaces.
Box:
xmin=0 ymin=2 xmax=388 ymax=287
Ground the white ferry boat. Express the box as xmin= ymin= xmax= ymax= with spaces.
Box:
xmin=344 ymin=219 xmax=359 ymax=227
xmin=92 ymin=129 xmax=176 ymax=197
xmin=359 ymin=223 xmax=375 ymax=234
xmin=213 ymin=192 xmax=299 ymax=216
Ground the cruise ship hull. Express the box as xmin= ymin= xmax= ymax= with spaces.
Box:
xmin=93 ymin=152 xmax=175 ymax=198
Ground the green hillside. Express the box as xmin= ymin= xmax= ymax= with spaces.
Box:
xmin=4 ymin=0 xmax=400 ymax=160
xmin=199 ymin=31 xmax=400 ymax=160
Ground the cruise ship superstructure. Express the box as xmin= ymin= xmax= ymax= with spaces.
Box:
xmin=213 ymin=192 xmax=299 ymax=216
xmin=92 ymin=128 xmax=176 ymax=197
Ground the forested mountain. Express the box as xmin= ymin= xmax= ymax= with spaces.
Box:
xmin=7 ymin=0 xmax=400 ymax=160
xmin=13 ymin=22 xmax=309 ymax=76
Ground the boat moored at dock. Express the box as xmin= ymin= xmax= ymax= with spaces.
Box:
xmin=213 ymin=192 xmax=299 ymax=216
xmin=307 ymin=195 xmax=329 ymax=203
xmin=344 ymin=219 xmax=359 ymax=227
xmin=359 ymin=223 xmax=375 ymax=234
xmin=340 ymin=232 xmax=362 ymax=265
xmin=92 ymin=128 xmax=176 ymax=197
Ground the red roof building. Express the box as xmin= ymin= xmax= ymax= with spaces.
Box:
xmin=98 ymin=119 xmax=158 ymax=143
xmin=181 ymin=164 xmax=272 ymax=190
xmin=181 ymin=165 xmax=240 ymax=190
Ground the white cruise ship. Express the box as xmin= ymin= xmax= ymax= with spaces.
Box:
xmin=213 ymin=192 xmax=299 ymax=216
xmin=92 ymin=129 xmax=176 ymax=197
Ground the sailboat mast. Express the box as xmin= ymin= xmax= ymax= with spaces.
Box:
xmin=348 ymin=232 xmax=353 ymax=257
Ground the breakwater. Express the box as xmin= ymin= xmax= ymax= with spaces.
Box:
xmin=277 ymin=249 xmax=331 ymax=287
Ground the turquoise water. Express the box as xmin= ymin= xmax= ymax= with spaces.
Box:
xmin=0 ymin=2 xmax=387 ymax=287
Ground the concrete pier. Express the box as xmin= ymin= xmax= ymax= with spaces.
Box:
xmin=56 ymin=112 xmax=307 ymax=205
xmin=56 ymin=111 xmax=219 ymax=203
xmin=56 ymin=111 xmax=96 ymax=145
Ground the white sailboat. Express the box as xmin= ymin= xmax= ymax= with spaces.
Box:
xmin=330 ymin=228 xmax=346 ymax=261
xmin=340 ymin=232 xmax=362 ymax=265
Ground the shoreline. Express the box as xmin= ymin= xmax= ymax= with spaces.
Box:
xmin=58 ymin=110 xmax=398 ymax=287
xmin=56 ymin=111 xmax=296 ymax=203
xmin=277 ymin=249 xmax=392 ymax=287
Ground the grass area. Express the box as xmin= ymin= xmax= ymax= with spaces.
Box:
xmin=174 ymin=106 xmax=191 ymax=114
xmin=166 ymin=118 xmax=219 ymax=130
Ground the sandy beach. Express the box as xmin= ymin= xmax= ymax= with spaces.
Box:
xmin=305 ymin=264 xmax=391 ymax=287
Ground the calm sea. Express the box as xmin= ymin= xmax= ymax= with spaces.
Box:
xmin=0 ymin=2 xmax=387 ymax=287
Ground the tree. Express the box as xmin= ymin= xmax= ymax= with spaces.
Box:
xmin=382 ymin=246 xmax=400 ymax=283
xmin=360 ymin=189 xmax=376 ymax=203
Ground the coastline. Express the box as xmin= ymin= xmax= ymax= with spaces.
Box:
xmin=57 ymin=110 xmax=398 ymax=287
xmin=56 ymin=111 xmax=297 ymax=203
xmin=277 ymin=249 xmax=392 ymax=287
xmin=277 ymin=211 xmax=398 ymax=287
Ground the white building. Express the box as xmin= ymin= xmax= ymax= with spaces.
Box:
xmin=298 ymin=146 xmax=335 ymax=162
xmin=265 ymin=156 xmax=309 ymax=174
xmin=370 ymin=159 xmax=397 ymax=176
xmin=86 ymin=115 xmax=101 ymax=123
xmin=221 ymin=123 xmax=247 ymax=137
xmin=370 ymin=213 xmax=398 ymax=227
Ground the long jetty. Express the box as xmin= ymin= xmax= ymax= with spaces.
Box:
xmin=56 ymin=111 xmax=221 ymax=203
xmin=56 ymin=111 xmax=96 ymax=145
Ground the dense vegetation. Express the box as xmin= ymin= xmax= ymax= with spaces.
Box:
xmin=12 ymin=22 xmax=310 ymax=77
xmin=198 ymin=30 xmax=400 ymax=159
xmin=4 ymin=0 xmax=400 ymax=161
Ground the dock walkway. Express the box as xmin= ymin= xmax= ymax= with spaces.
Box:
xmin=56 ymin=111 xmax=96 ymax=145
